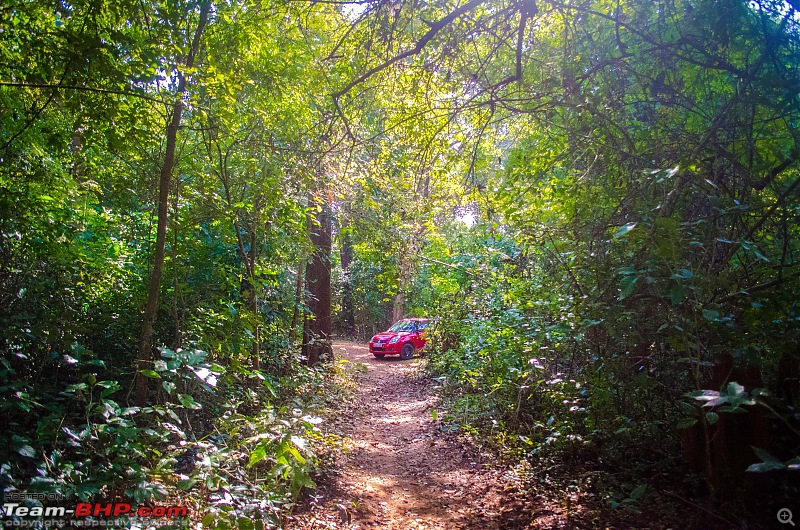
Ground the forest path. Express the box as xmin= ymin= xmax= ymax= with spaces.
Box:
xmin=287 ymin=341 xmax=531 ymax=529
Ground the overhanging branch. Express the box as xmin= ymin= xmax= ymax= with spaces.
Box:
xmin=0 ymin=82 xmax=169 ymax=105
xmin=332 ymin=0 xmax=486 ymax=100
xmin=330 ymin=0 xmax=489 ymax=140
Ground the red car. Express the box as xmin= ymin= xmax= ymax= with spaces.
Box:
xmin=369 ymin=318 xmax=429 ymax=360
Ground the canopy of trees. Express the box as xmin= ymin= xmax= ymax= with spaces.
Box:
xmin=1 ymin=0 xmax=798 ymax=526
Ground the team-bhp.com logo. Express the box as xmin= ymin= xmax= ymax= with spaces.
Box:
xmin=3 ymin=503 xmax=188 ymax=518
xmin=2 ymin=495 xmax=190 ymax=527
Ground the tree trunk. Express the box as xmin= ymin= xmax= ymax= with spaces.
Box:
xmin=248 ymin=285 xmax=260 ymax=370
xmin=136 ymin=3 xmax=210 ymax=406
xmin=392 ymin=293 xmax=404 ymax=323
xmin=302 ymin=195 xmax=333 ymax=365
xmin=171 ymin=178 xmax=181 ymax=350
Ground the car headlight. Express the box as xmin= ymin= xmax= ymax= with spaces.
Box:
xmin=370 ymin=336 xmax=377 ymax=343
xmin=389 ymin=336 xmax=399 ymax=344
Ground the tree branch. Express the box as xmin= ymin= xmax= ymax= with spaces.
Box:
xmin=332 ymin=0 xmax=487 ymax=100
xmin=0 ymin=82 xmax=168 ymax=105
xmin=487 ymin=10 xmax=529 ymax=91
xmin=417 ymin=254 xmax=478 ymax=277
xmin=714 ymin=170 xmax=800 ymax=273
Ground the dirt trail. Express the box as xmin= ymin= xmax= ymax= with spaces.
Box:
xmin=288 ymin=341 xmax=530 ymax=530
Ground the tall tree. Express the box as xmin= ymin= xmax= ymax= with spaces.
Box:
xmin=303 ymin=192 xmax=333 ymax=365
xmin=136 ymin=1 xmax=211 ymax=405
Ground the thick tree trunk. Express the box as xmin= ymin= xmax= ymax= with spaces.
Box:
xmin=302 ymin=195 xmax=333 ymax=365
xmin=136 ymin=3 xmax=210 ymax=406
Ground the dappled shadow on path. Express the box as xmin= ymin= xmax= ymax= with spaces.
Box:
xmin=287 ymin=342 xmax=534 ymax=530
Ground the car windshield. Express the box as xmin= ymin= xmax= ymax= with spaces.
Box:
xmin=388 ymin=320 xmax=426 ymax=332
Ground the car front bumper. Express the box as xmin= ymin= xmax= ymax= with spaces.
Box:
xmin=369 ymin=343 xmax=400 ymax=354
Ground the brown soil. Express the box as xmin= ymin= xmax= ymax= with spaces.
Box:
xmin=286 ymin=341 xmax=534 ymax=530
xmin=285 ymin=342 xmax=756 ymax=530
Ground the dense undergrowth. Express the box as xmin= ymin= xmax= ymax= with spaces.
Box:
xmin=420 ymin=223 xmax=800 ymax=526
xmin=4 ymin=0 xmax=800 ymax=527
xmin=1 ymin=338 xmax=354 ymax=528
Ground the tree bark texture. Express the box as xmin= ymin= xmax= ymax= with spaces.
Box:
xmin=302 ymin=196 xmax=333 ymax=365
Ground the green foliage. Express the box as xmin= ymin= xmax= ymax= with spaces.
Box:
xmin=188 ymin=370 xmax=331 ymax=529
xmin=414 ymin=1 xmax=800 ymax=511
xmin=747 ymin=449 xmax=800 ymax=474
xmin=425 ymin=231 xmax=597 ymax=457
xmin=0 ymin=0 xmax=348 ymax=523
xmin=3 ymin=0 xmax=800 ymax=524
